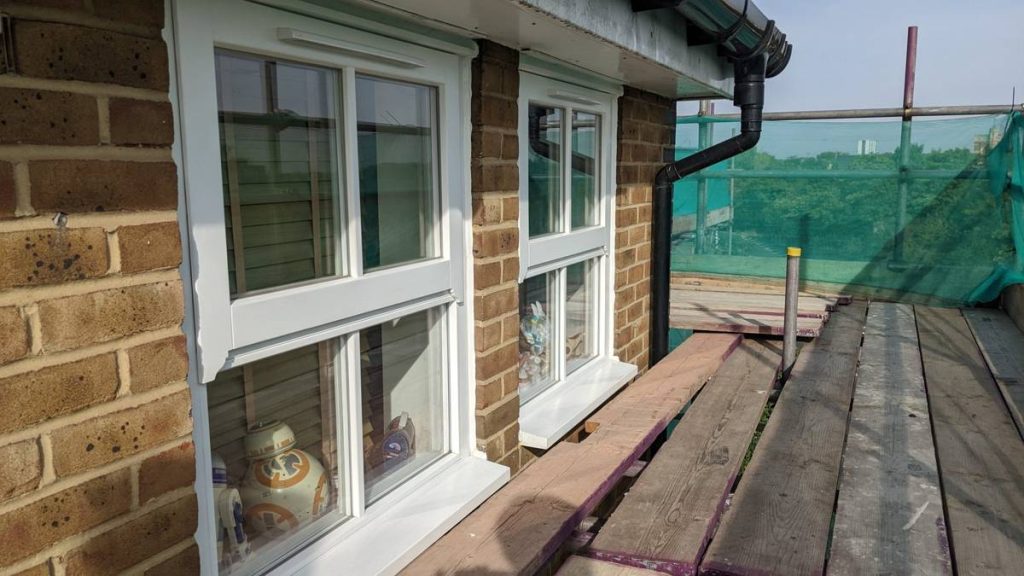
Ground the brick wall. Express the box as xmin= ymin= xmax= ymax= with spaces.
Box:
xmin=470 ymin=41 xmax=525 ymax=475
xmin=614 ymin=88 xmax=675 ymax=373
xmin=0 ymin=1 xmax=197 ymax=574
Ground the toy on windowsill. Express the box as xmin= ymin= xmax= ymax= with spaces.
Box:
xmin=518 ymin=301 xmax=550 ymax=384
xmin=367 ymin=411 xmax=416 ymax=476
xmin=239 ymin=421 xmax=330 ymax=536
xmin=212 ymin=453 xmax=250 ymax=569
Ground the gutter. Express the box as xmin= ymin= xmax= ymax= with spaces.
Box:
xmin=634 ymin=0 xmax=793 ymax=365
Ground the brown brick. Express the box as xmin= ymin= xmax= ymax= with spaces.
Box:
xmin=501 ymin=258 xmax=519 ymax=283
xmin=476 ymin=393 xmax=519 ymax=438
xmin=13 ymin=21 xmax=168 ymax=90
xmin=65 ymin=494 xmax=197 ymax=576
xmin=475 ymin=339 xmax=518 ymax=381
xmin=474 ymin=285 xmax=517 ymax=320
xmin=472 ymin=226 xmax=518 ymax=258
xmin=138 ymin=441 xmax=195 ymax=504
xmin=51 ymin=389 xmax=192 ymax=477
xmin=472 ymin=194 xmax=504 ymax=226
xmin=498 ymin=446 xmax=520 ymax=476
xmin=476 ymin=431 xmax=503 ymax=461
xmin=30 ymin=160 xmax=177 ymax=214
xmin=93 ymin=0 xmax=165 ymax=29
xmin=474 ymin=260 xmax=502 ymax=291
xmin=472 ymin=130 xmax=504 ymax=159
xmin=0 ymin=469 xmax=132 ymax=567
xmin=109 ymin=99 xmax=173 ymax=146
xmin=477 ymin=94 xmax=516 ymax=129
xmin=474 ymin=320 xmax=503 ymax=353
xmin=475 ymin=376 xmax=504 ymax=410
xmin=0 ymin=354 xmax=118 ymax=435
xmin=0 ymin=88 xmax=99 ymax=145
xmin=144 ymin=544 xmax=199 ymax=576
xmin=12 ymin=562 xmax=50 ymax=576
xmin=0 ymin=440 xmax=40 ymax=504
xmin=0 ymin=307 xmax=30 ymax=365
xmin=38 ymin=281 xmax=184 ymax=352
xmin=127 ymin=335 xmax=187 ymax=393
xmin=0 ymin=228 xmax=109 ymax=289
xmin=472 ymin=163 xmax=518 ymax=194
xmin=1 ymin=161 xmax=15 ymax=219
xmin=117 ymin=222 xmax=181 ymax=273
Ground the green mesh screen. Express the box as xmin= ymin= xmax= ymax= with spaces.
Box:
xmin=672 ymin=112 xmax=1024 ymax=306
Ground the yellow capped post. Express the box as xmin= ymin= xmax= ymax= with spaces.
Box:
xmin=783 ymin=246 xmax=801 ymax=379
xmin=787 ymin=247 xmax=802 ymax=257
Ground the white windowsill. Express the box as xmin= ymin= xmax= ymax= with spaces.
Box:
xmin=280 ymin=455 xmax=508 ymax=576
xmin=519 ymin=357 xmax=638 ymax=449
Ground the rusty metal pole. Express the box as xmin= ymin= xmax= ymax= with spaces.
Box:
xmin=782 ymin=247 xmax=801 ymax=379
xmin=894 ymin=26 xmax=917 ymax=265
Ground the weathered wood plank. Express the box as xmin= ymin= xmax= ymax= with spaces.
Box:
xmin=670 ymin=288 xmax=835 ymax=314
xmin=669 ymin=309 xmax=825 ymax=338
xmin=699 ymin=302 xmax=867 ymax=576
xmin=557 ymin=556 xmax=670 ymax=576
xmin=828 ymin=303 xmax=951 ymax=576
xmin=589 ymin=341 xmax=779 ymax=575
xmin=963 ymin=308 xmax=1024 ymax=438
xmin=669 ymin=274 xmax=853 ymax=304
xmin=917 ymin=306 xmax=1024 ymax=576
xmin=401 ymin=334 xmax=741 ymax=576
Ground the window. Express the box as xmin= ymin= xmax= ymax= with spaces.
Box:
xmin=516 ymin=69 xmax=636 ymax=446
xmin=175 ymin=1 xmax=504 ymax=574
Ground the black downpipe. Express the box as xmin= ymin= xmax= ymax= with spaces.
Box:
xmin=650 ymin=54 xmax=767 ymax=366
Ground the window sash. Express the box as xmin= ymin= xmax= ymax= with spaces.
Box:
xmin=176 ymin=0 xmax=467 ymax=383
xmin=518 ymin=72 xmax=616 ymax=279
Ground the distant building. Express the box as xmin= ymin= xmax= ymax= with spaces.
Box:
xmin=857 ymin=139 xmax=877 ymax=155
xmin=973 ymin=127 xmax=1005 ymax=154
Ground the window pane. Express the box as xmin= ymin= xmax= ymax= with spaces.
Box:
xmin=518 ymin=272 xmax=557 ymax=401
xmin=360 ymin=308 xmax=446 ymax=502
xmin=571 ymin=112 xmax=599 ymax=229
xmin=215 ymin=51 xmax=343 ymax=297
xmin=207 ymin=342 xmax=345 ymax=573
xmin=566 ymin=260 xmax=597 ymax=374
xmin=356 ymin=76 xmax=438 ymax=271
xmin=528 ymin=105 xmax=563 ymax=237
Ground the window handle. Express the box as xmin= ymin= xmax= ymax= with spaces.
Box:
xmin=277 ymin=28 xmax=426 ymax=69
xmin=548 ymin=90 xmax=600 ymax=106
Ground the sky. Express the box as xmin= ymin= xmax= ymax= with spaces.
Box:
xmin=679 ymin=0 xmax=1024 ymax=115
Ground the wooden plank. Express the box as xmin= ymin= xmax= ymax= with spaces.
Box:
xmin=668 ymin=309 xmax=824 ymax=338
xmin=670 ymin=274 xmax=853 ymax=304
xmin=828 ymin=303 xmax=951 ymax=576
xmin=557 ymin=556 xmax=669 ymax=576
xmin=963 ymin=308 xmax=1024 ymax=438
xmin=670 ymin=288 xmax=836 ymax=314
xmin=916 ymin=306 xmax=1024 ymax=576
xmin=699 ymin=302 xmax=867 ymax=576
xmin=589 ymin=341 xmax=779 ymax=575
xmin=401 ymin=334 xmax=741 ymax=576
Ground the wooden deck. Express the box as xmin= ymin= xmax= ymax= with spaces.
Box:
xmin=668 ymin=285 xmax=849 ymax=338
xmin=404 ymin=301 xmax=1024 ymax=576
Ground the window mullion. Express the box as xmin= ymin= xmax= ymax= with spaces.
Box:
xmin=557 ymin=268 xmax=568 ymax=383
xmin=341 ymin=66 xmax=364 ymax=279
xmin=342 ymin=332 xmax=367 ymax=517
xmin=562 ymin=106 xmax=573 ymax=234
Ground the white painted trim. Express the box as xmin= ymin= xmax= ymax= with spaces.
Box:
xmin=519 ymin=357 xmax=637 ymax=449
xmin=276 ymin=27 xmax=426 ymax=68
xmin=249 ymin=0 xmax=479 ymax=58
xmin=280 ymin=455 xmax=508 ymax=575
xmin=519 ymin=53 xmax=624 ymax=97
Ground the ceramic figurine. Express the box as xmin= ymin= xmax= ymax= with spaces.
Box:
xmin=212 ymin=453 xmax=249 ymax=568
xmin=519 ymin=301 xmax=550 ymax=383
xmin=240 ymin=421 xmax=330 ymax=535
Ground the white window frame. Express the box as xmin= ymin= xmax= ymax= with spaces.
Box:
xmin=171 ymin=1 xmax=507 ymax=574
xmin=516 ymin=66 xmax=637 ymax=448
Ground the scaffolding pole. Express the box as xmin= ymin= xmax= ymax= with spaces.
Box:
xmin=894 ymin=26 xmax=918 ymax=264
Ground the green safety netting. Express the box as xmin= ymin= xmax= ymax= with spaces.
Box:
xmin=672 ymin=112 xmax=1024 ymax=306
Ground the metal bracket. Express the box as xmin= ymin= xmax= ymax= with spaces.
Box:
xmin=0 ymin=13 xmax=13 ymax=75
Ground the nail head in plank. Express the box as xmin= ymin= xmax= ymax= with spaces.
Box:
xmin=828 ymin=303 xmax=951 ymax=576
xmin=699 ymin=302 xmax=867 ymax=576
xmin=590 ymin=341 xmax=779 ymax=575
xmin=917 ymin=306 xmax=1024 ymax=576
